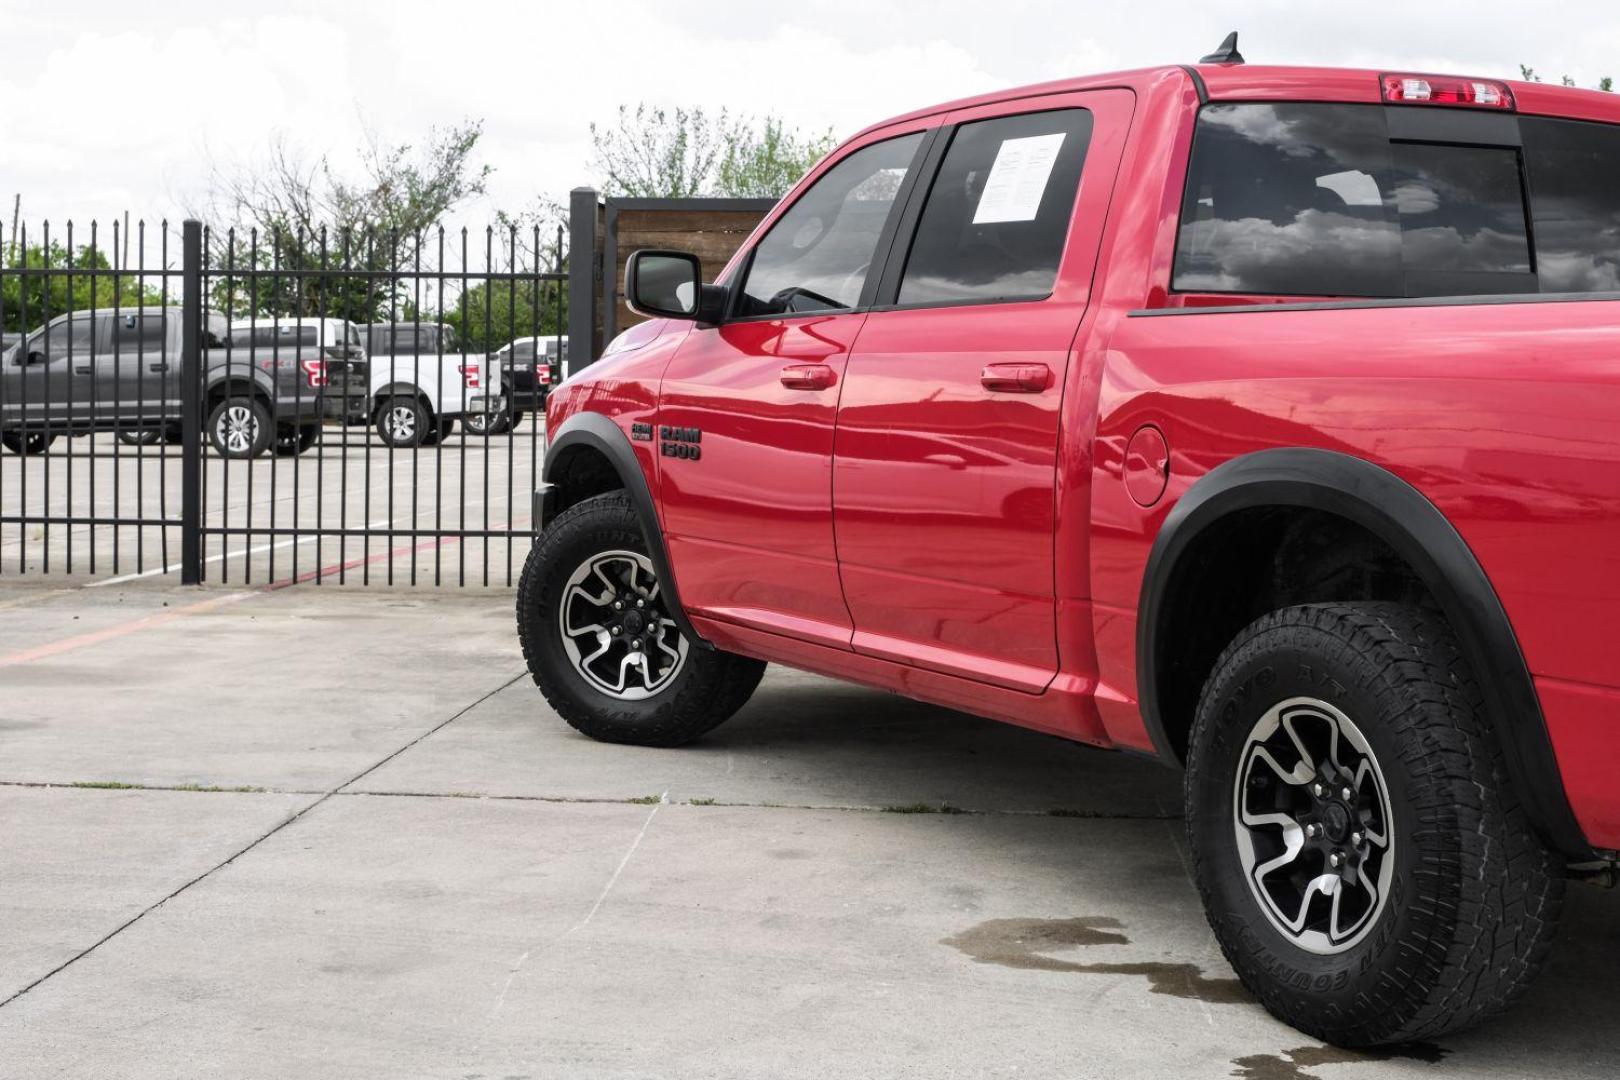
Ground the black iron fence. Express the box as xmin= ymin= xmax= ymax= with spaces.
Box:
xmin=0 ymin=218 xmax=566 ymax=587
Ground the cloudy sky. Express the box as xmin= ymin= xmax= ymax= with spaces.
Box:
xmin=7 ymin=0 xmax=1620 ymax=240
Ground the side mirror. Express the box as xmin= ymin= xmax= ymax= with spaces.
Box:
xmin=625 ymin=250 xmax=724 ymax=323
xmin=26 ymin=351 xmax=44 ymax=366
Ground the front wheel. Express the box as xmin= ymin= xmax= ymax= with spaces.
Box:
xmin=2 ymin=431 xmax=56 ymax=455
xmin=275 ymin=422 xmax=320 ymax=456
xmin=463 ymin=393 xmax=512 ymax=437
xmin=516 ymin=491 xmax=765 ymax=746
xmin=1185 ymin=602 xmax=1563 ymax=1047
xmin=117 ymin=428 xmax=164 ymax=447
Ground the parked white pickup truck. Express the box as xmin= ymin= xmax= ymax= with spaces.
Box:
xmin=363 ymin=322 xmax=492 ymax=447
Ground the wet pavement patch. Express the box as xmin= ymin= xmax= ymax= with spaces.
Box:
xmin=1230 ymin=1042 xmax=1449 ymax=1080
xmin=941 ymin=916 xmax=1249 ymax=1004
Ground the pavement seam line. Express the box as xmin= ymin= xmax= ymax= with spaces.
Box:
xmin=0 ymin=671 xmax=525 ymax=1012
xmin=490 ymin=790 xmax=667 ymax=1020
xmin=0 ymin=780 xmax=1185 ymax=819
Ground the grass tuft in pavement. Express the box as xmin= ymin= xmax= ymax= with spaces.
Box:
xmin=882 ymin=802 xmax=967 ymax=815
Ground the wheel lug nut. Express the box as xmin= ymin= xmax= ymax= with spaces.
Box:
xmin=631 ymin=639 xmax=642 ymax=650
xmin=1329 ymin=851 xmax=1342 ymax=868
xmin=613 ymin=601 xmax=623 ymax=611
xmin=1341 ymin=787 xmax=1353 ymax=801
xmin=1352 ymin=831 xmax=1363 ymax=846
xmin=1305 ymin=823 xmax=1319 ymax=838
xmin=1311 ymin=783 xmax=1325 ymax=798
xmin=636 ymin=599 xmax=645 ymax=608
xmin=610 ymin=626 xmax=620 ymax=635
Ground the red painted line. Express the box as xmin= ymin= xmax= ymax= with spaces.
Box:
xmin=0 ymin=590 xmax=255 ymax=668
xmin=0 ymin=518 xmax=533 ymax=667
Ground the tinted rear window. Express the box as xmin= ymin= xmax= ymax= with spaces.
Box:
xmin=1174 ymin=103 xmax=1534 ymax=297
xmin=1521 ymin=116 xmax=1620 ymax=291
xmin=229 ymin=325 xmax=317 ymax=347
xmin=898 ymin=109 xmax=1092 ymax=306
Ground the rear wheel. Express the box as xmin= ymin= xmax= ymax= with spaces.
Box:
xmin=2 ymin=431 xmax=55 ymax=455
xmin=516 ymin=491 xmax=765 ymax=746
xmin=376 ymin=396 xmax=429 ymax=448
xmin=1185 ymin=602 xmax=1563 ymax=1047
xmin=207 ymin=397 xmax=271 ymax=458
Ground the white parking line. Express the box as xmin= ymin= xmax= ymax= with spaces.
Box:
xmin=87 ymin=516 xmax=395 ymax=587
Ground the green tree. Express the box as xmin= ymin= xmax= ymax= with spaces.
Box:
xmin=443 ymin=276 xmax=566 ymax=353
xmin=716 ymin=116 xmax=837 ymax=198
xmin=195 ymin=121 xmax=492 ymax=323
xmin=592 ymin=104 xmax=836 ymax=198
xmin=2 ymin=236 xmax=163 ymax=335
xmin=1519 ymin=64 xmax=1612 ymax=90
xmin=590 ymin=105 xmax=728 ymax=198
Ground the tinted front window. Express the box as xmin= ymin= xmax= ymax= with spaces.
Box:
xmin=1523 ymin=116 xmax=1620 ymax=291
xmin=899 ymin=109 xmax=1092 ymax=305
xmin=27 ymin=316 xmax=96 ymax=357
xmin=737 ymin=133 xmax=923 ymax=317
xmin=1174 ymin=103 xmax=1533 ymax=297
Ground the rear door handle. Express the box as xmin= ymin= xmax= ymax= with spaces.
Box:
xmin=148 ymin=362 xmax=170 ymax=372
xmin=980 ymin=363 xmax=1051 ymax=393
xmin=73 ymin=365 xmax=92 ymax=375
xmin=780 ymin=363 xmax=837 ymax=391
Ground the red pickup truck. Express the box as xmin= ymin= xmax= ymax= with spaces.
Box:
xmin=519 ymin=46 xmax=1620 ymax=1047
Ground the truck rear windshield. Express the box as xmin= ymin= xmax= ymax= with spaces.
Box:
xmin=1173 ymin=103 xmax=1620 ymax=298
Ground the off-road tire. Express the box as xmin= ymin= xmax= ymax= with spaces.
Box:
xmin=516 ymin=491 xmax=765 ymax=746
xmin=1186 ymin=602 xmax=1564 ymax=1047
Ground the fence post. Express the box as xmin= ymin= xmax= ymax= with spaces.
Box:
xmin=180 ymin=220 xmax=203 ymax=584
xmin=567 ymin=188 xmax=600 ymax=376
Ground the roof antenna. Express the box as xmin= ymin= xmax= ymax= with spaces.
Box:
xmin=1200 ymin=31 xmax=1245 ymax=65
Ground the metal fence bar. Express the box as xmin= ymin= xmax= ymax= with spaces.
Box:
xmin=180 ymin=220 xmax=203 ymax=584
xmin=3 ymin=212 xmax=573 ymax=590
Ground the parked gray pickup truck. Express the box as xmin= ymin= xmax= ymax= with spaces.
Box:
xmin=0 ymin=306 xmax=327 ymax=458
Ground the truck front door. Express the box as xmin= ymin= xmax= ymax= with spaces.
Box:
xmin=656 ymin=125 xmax=934 ymax=648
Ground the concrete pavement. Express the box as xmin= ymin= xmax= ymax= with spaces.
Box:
xmin=1 ymin=576 xmax=1617 ymax=1079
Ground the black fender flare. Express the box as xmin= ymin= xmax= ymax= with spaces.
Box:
xmin=1137 ymin=447 xmax=1591 ymax=858
xmin=539 ymin=412 xmax=709 ymax=649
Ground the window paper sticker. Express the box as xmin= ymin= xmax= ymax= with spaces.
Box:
xmin=972 ymin=132 xmax=1067 ymax=224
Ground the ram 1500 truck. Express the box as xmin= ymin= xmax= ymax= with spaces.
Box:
xmin=516 ymin=51 xmax=1620 ymax=1047
xmin=1 ymin=306 xmax=327 ymax=457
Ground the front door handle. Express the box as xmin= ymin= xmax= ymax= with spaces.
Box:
xmin=980 ymin=363 xmax=1051 ymax=393
xmin=73 ymin=364 xmax=92 ymax=375
xmin=780 ymin=363 xmax=837 ymax=391
xmin=148 ymin=362 xmax=170 ymax=372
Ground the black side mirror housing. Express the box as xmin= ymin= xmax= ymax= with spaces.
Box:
xmin=626 ymin=249 xmax=727 ymax=324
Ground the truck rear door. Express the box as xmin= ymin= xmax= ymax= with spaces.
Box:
xmin=831 ymin=88 xmax=1133 ymax=693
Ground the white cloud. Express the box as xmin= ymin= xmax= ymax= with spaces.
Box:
xmin=6 ymin=0 xmax=1620 ymax=239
